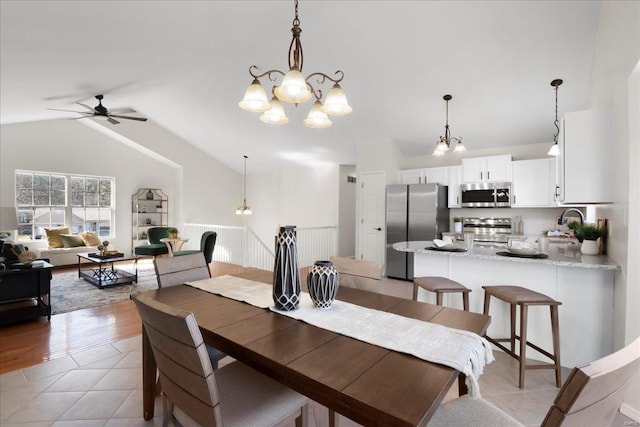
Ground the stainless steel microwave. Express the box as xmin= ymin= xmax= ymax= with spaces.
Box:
xmin=460 ymin=182 xmax=512 ymax=208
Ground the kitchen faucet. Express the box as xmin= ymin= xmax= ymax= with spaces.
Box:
xmin=559 ymin=208 xmax=585 ymax=225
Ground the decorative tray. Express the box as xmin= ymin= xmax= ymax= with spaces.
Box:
xmin=426 ymin=246 xmax=467 ymax=253
xmin=87 ymin=252 xmax=125 ymax=259
xmin=496 ymin=251 xmax=548 ymax=259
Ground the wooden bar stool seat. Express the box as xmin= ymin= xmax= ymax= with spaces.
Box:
xmin=482 ymin=285 xmax=562 ymax=389
xmin=413 ymin=276 xmax=471 ymax=311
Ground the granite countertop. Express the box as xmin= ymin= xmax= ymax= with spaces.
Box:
xmin=392 ymin=241 xmax=620 ymax=271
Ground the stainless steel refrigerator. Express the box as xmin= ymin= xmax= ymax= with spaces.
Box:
xmin=385 ymin=183 xmax=449 ymax=280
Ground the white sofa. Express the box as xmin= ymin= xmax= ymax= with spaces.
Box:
xmin=37 ymin=246 xmax=99 ymax=266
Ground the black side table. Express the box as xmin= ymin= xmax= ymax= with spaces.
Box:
xmin=0 ymin=261 xmax=54 ymax=325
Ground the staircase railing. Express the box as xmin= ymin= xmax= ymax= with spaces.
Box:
xmin=182 ymin=223 xmax=338 ymax=270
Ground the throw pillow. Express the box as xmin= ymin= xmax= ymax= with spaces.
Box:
xmin=60 ymin=234 xmax=85 ymax=248
xmin=80 ymin=231 xmax=101 ymax=246
xmin=45 ymin=227 xmax=70 ymax=248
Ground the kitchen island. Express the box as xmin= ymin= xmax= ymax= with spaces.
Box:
xmin=394 ymin=241 xmax=619 ymax=368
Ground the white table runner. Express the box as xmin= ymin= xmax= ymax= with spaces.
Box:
xmin=186 ymin=275 xmax=493 ymax=397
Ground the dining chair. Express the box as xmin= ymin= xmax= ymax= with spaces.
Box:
xmin=427 ymin=336 xmax=640 ymax=426
xmin=154 ymin=253 xmax=225 ymax=369
xmin=327 ymin=256 xmax=383 ymax=426
xmin=131 ymin=290 xmax=310 ymax=427
xmin=329 ymin=256 xmax=383 ymax=293
xmin=173 ymin=231 xmax=217 ymax=264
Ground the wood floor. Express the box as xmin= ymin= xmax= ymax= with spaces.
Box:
xmin=0 ymin=261 xmax=250 ymax=374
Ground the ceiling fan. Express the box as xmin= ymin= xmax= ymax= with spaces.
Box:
xmin=49 ymin=94 xmax=147 ymax=124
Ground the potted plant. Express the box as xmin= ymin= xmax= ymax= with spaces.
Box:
xmin=573 ymin=223 xmax=607 ymax=255
xmin=168 ymin=227 xmax=179 ymax=238
xmin=453 ymin=217 xmax=463 ymax=233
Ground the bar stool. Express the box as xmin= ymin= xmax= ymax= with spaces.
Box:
xmin=413 ymin=276 xmax=471 ymax=311
xmin=482 ymin=285 xmax=562 ymax=389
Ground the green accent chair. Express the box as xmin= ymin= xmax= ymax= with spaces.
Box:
xmin=134 ymin=227 xmax=170 ymax=257
xmin=173 ymin=231 xmax=217 ymax=264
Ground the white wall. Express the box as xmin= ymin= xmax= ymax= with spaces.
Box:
xmin=401 ymin=142 xmax=553 ymax=169
xmin=245 ymin=164 xmax=340 ymax=250
xmin=90 ymin=118 xmax=242 ymax=227
xmin=338 ymin=165 xmax=356 ymax=257
xmin=0 ymin=119 xmax=176 ymax=252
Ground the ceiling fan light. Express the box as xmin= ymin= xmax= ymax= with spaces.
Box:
xmin=274 ymin=69 xmax=312 ymax=104
xmin=239 ymin=80 xmax=271 ymax=112
xmin=303 ymin=101 xmax=332 ymax=128
xmin=243 ymin=207 xmax=252 ymax=215
xmin=259 ymin=98 xmax=290 ymax=125
xmin=322 ymin=84 xmax=352 ymax=116
xmin=433 ymin=146 xmax=446 ymax=156
xmin=547 ymin=142 xmax=560 ymax=156
xmin=235 ymin=207 xmax=243 ymax=215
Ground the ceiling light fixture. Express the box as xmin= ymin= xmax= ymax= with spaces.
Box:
xmin=235 ymin=155 xmax=252 ymax=215
xmin=433 ymin=94 xmax=466 ymax=156
xmin=547 ymin=79 xmax=563 ymax=156
xmin=238 ymin=0 xmax=352 ymax=128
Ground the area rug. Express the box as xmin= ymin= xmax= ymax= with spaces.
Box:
xmin=50 ymin=259 xmax=158 ymax=315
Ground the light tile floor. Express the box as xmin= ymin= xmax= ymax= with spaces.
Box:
xmin=2 ymin=335 xmax=636 ymax=427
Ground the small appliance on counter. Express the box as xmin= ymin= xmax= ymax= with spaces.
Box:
xmin=385 ymin=183 xmax=449 ymax=280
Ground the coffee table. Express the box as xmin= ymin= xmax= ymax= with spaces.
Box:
xmin=77 ymin=253 xmax=140 ymax=288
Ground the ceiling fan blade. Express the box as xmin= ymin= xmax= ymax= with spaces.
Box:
xmin=109 ymin=114 xmax=147 ymax=122
xmin=108 ymin=107 xmax=136 ymax=114
xmin=107 ymin=117 xmax=120 ymax=125
xmin=68 ymin=116 xmax=93 ymax=120
xmin=77 ymin=103 xmax=96 ymax=112
xmin=48 ymin=108 xmax=89 ymax=114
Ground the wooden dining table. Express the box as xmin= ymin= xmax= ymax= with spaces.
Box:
xmin=140 ymin=270 xmax=491 ymax=426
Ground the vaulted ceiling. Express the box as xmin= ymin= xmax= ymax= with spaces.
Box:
xmin=1 ymin=1 xmax=601 ymax=173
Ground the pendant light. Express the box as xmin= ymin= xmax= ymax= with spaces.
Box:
xmin=433 ymin=94 xmax=466 ymax=156
xmin=238 ymin=0 xmax=351 ymax=128
xmin=547 ymin=79 xmax=563 ymax=156
xmin=236 ymin=155 xmax=252 ymax=215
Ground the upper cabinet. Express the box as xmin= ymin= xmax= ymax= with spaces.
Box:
xmin=400 ymin=169 xmax=425 ymax=184
xmin=512 ymin=158 xmax=556 ymax=207
xmin=447 ymin=166 xmax=462 ymax=208
xmin=461 ymin=155 xmax=512 ymax=182
xmin=556 ymin=107 xmax=613 ymax=204
xmin=400 ymin=166 xmax=449 ymax=185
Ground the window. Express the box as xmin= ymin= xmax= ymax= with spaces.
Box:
xmin=15 ymin=171 xmax=115 ymax=240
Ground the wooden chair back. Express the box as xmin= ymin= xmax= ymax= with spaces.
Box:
xmin=542 ymin=336 xmax=640 ymax=426
xmin=329 ymin=256 xmax=383 ymax=293
xmin=154 ymin=252 xmax=210 ymax=288
xmin=131 ymin=291 xmax=222 ymax=427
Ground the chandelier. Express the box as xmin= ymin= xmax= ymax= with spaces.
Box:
xmin=547 ymin=79 xmax=563 ymax=156
xmin=433 ymin=95 xmax=466 ymax=156
xmin=238 ymin=0 xmax=352 ymax=128
xmin=235 ymin=155 xmax=252 ymax=215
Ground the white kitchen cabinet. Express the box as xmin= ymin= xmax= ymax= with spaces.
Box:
xmin=461 ymin=155 xmax=512 ymax=182
xmin=400 ymin=169 xmax=425 ymax=184
xmin=512 ymin=158 xmax=556 ymax=207
xmin=448 ymin=165 xmax=462 ymax=208
xmin=424 ymin=167 xmax=449 ymax=185
xmin=556 ymin=107 xmax=613 ymax=204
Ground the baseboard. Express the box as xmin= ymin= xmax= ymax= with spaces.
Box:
xmin=621 ymin=402 xmax=640 ymax=423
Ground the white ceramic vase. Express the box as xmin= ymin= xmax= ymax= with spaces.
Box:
xmin=581 ymin=239 xmax=599 ymax=255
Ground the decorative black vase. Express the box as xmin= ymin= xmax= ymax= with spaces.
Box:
xmin=145 ymin=189 xmax=154 ymax=200
xmin=307 ymin=261 xmax=339 ymax=309
xmin=273 ymin=226 xmax=301 ymax=310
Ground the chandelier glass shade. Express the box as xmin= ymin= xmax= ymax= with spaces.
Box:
xmin=547 ymin=79 xmax=563 ymax=156
xmin=433 ymin=94 xmax=466 ymax=156
xmin=236 ymin=155 xmax=252 ymax=215
xmin=238 ymin=0 xmax=351 ymax=128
